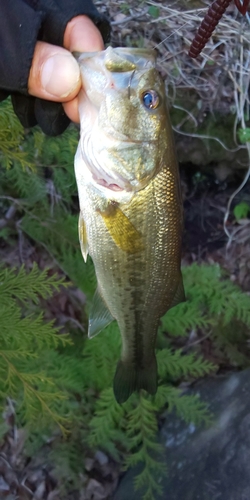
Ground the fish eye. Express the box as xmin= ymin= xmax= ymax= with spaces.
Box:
xmin=142 ymin=90 xmax=160 ymax=110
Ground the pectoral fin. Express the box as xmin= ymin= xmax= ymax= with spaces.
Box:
xmin=78 ymin=213 xmax=88 ymax=263
xmin=88 ymin=287 xmax=114 ymax=338
xmin=98 ymin=203 xmax=144 ymax=253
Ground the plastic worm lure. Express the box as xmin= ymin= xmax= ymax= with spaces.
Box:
xmin=189 ymin=0 xmax=249 ymax=58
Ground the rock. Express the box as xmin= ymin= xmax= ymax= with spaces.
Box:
xmin=113 ymin=13 xmax=127 ymax=23
xmin=95 ymin=450 xmax=109 ymax=466
xmin=85 ymin=478 xmax=107 ymax=500
xmin=114 ymin=369 xmax=250 ymax=500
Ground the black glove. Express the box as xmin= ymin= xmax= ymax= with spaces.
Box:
xmin=0 ymin=0 xmax=110 ymax=135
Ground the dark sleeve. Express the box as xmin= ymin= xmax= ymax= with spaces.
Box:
xmin=0 ymin=0 xmax=110 ymax=135
xmin=0 ymin=0 xmax=44 ymax=94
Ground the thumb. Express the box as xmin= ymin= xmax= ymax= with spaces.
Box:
xmin=28 ymin=41 xmax=81 ymax=101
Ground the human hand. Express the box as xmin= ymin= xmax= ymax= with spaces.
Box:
xmin=0 ymin=0 xmax=109 ymax=135
xmin=28 ymin=15 xmax=104 ymax=124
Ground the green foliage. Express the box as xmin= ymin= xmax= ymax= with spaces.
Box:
xmin=120 ymin=2 xmax=130 ymax=14
xmin=238 ymin=127 xmax=250 ymax=143
xmin=81 ymin=325 xmax=213 ymax=500
xmin=0 ymin=264 xmax=71 ymax=433
xmin=124 ymin=395 xmax=165 ymax=499
xmin=1 ymin=107 xmax=250 ymax=499
xmin=154 ymin=385 xmax=212 ymax=427
xmin=157 ymin=348 xmax=215 ymax=381
xmin=161 ymin=263 xmax=250 ymax=368
xmin=0 ymin=99 xmax=32 ymax=169
xmin=148 ymin=5 xmax=160 ymax=18
xmin=160 ymin=299 xmax=211 ymax=336
xmin=233 ymin=201 xmax=250 ymax=220
xmin=0 ymin=125 xmax=96 ymax=299
xmin=82 ymin=323 xmax=121 ymax=391
xmin=1 ymin=263 xmax=64 ymax=304
xmin=88 ymin=388 xmax=129 ymax=459
xmin=1 ymin=161 xmax=46 ymax=203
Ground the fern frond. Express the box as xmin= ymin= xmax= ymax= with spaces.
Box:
xmin=213 ymin=321 xmax=250 ymax=367
xmin=160 ymin=301 xmax=212 ymax=337
xmin=59 ymin=244 xmax=96 ymax=297
xmin=157 ymin=348 xmax=215 ymax=381
xmin=0 ymin=99 xmax=32 ymax=169
xmin=0 ymin=304 xmax=70 ymax=355
xmin=0 ymin=263 xmax=66 ymax=305
xmin=25 ymin=126 xmax=78 ymax=204
xmin=82 ymin=323 xmax=121 ymax=391
xmin=21 ymin=210 xmax=96 ymax=296
xmin=88 ymin=388 xmax=128 ymax=459
xmin=0 ymin=264 xmax=73 ymax=435
xmin=39 ymin=349 xmax=87 ymax=394
xmin=124 ymin=394 xmax=165 ymax=500
xmin=48 ymin=431 xmax=87 ymax=493
xmin=134 ymin=466 xmax=165 ymax=500
xmin=183 ymin=264 xmax=250 ymax=327
xmin=1 ymin=352 xmax=69 ymax=434
xmin=154 ymin=385 xmax=212 ymax=426
xmin=1 ymin=162 xmax=46 ymax=203
xmin=32 ymin=126 xmax=78 ymax=169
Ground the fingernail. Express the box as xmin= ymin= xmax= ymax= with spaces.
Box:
xmin=41 ymin=54 xmax=80 ymax=98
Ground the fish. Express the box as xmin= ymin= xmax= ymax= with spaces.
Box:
xmin=74 ymin=47 xmax=185 ymax=404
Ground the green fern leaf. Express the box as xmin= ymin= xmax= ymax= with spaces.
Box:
xmin=160 ymin=301 xmax=212 ymax=337
xmin=88 ymin=388 xmax=128 ymax=459
xmin=0 ymin=99 xmax=32 ymax=169
xmin=154 ymin=385 xmax=212 ymax=426
xmin=0 ymin=263 xmax=66 ymax=305
xmin=124 ymin=394 xmax=165 ymax=500
xmin=157 ymin=348 xmax=216 ymax=381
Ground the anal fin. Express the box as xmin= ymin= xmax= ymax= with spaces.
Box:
xmin=88 ymin=287 xmax=114 ymax=338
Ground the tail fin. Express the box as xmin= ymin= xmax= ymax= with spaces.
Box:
xmin=113 ymin=356 xmax=158 ymax=404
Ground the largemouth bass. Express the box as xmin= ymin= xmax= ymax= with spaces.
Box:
xmin=74 ymin=47 xmax=185 ymax=403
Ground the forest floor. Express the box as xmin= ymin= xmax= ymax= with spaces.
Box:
xmin=0 ymin=1 xmax=250 ymax=499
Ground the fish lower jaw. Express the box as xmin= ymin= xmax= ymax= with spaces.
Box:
xmin=91 ymin=174 xmax=135 ymax=203
xmin=88 ymin=162 xmax=137 ymax=194
xmin=90 ymin=170 xmax=149 ymax=201
xmin=83 ymin=150 xmax=132 ymax=192
xmin=92 ymin=173 xmax=125 ymax=192
xmin=88 ymin=160 xmax=149 ymax=193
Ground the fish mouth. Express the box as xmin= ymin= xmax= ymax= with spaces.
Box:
xmin=92 ymin=173 xmax=125 ymax=192
xmin=80 ymin=128 xmax=157 ymax=193
xmin=87 ymin=150 xmax=132 ymax=191
xmin=80 ymin=137 xmax=135 ymax=193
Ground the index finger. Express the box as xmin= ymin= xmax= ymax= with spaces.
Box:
xmin=63 ymin=15 xmax=104 ymax=52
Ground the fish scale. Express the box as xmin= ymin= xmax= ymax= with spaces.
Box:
xmin=74 ymin=47 xmax=185 ymax=403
